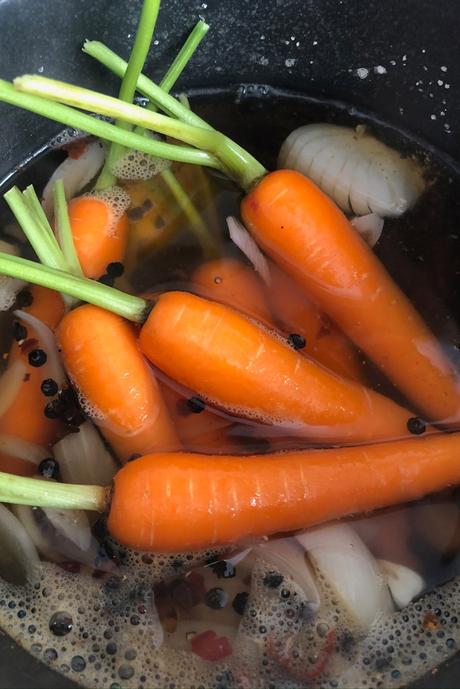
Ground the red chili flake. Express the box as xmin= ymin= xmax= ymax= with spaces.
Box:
xmin=20 ymin=338 xmax=39 ymax=355
xmin=268 ymin=629 xmax=336 ymax=683
xmin=190 ymin=630 xmax=233 ymax=661
xmin=64 ymin=140 xmax=88 ymax=159
xmin=423 ymin=612 xmax=440 ymax=631
xmin=23 ymin=373 xmax=31 ymax=382
xmin=186 ymin=570 xmax=207 ymax=600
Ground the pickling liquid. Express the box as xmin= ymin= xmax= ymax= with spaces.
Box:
xmin=0 ymin=86 xmax=459 ymax=689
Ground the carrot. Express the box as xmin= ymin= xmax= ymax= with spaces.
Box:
xmin=139 ymin=291 xmax=417 ymax=445
xmin=266 ymin=261 xmax=366 ymax=382
xmin=0 ymin=286 xmax=65 ymax=475
xmin=191 ymin=257 xmax=272 ymax=322
xmin=2 ymin=430 xmax=460 ymax=553
xmin=105 ymin=430 xmax=460 ymax=551
xmin=241 ymin=170 xmax=460 ymax=425
xmin=58 ymin=304 xmax=179 ymax=462
xmin=68 ymin=195 xmax=128 ymax=279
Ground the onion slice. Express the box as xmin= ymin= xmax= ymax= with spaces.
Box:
xmin=0 ymin=503 xmax=41 ymax=584
xmin=226 ymin=216 xmax=270 ymax=285
xmin=0 ymin=434 xmax=49 ymax=466
xmin=351 ymin=213 xmax=384 ymax=247
xmin=297 ymin=523 xmax=394 ymax=629
xmin=378 ymin=559 xmax=426 ymax=609
xmin=14 ymin=309 xmax=67 ymax=388
xmin=53 ymin=421 xmax=118 ymax=486
xmin=0 ymin=360 xmax=28 ymax=417
xmin=278 ymin=123 xmax=425 ymax=218
xmin=42 ymin=141 xmax=105 ymax=216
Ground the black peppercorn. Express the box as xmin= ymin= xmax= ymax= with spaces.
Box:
xmin=41 ymin=378 xmax=59 ymax=397
xmin=187 ymin=396 xmax=206 ymax=413
xmin=28 ymin=349 xmax=47 ymax=367
xmin=232 ymin=592 xmax=248 ymax=615
xmin=287 ymin=333 xmax=306 ymax=350
xmin=106 ymin=262 xmax=124 ymax=278
xmin=38 ymin=458 xmax=60 ymax=480
xmin=407 ymin=417 xmax=426 ymax=435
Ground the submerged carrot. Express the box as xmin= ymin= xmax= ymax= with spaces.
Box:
xmin=139 ymin=291 xmax=417 ymax=445
xmin=241 ymin=170 xmax=460 ymax=425
xmin=266 ymin=261 xmax=366 ymax=382
xmin=58 ymin=304 xmax=179 ymax=462
xmin=106 ymin=430 xmax=460 ymax=551
xmin=0 ymin=286 xmax=65 ymax=475
xmin=68 ymin=196 xmax=128 ymax=279
xmin=191 ymin=258 xmax=272 ymax=322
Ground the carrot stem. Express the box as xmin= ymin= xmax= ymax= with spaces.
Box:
xmin=13 ymin=76 xmax=266 ymax=189
xmin=0 ymin=471 xmax=106 ymax=511
xmin=52 ymin=179 xmax=83 ymax=277
xmin=0 ymin=252 xmax=148 ymax=322
xmin=155 ymin=19 xmax=209 ymax=98
xmin=0 ymin=80 xmax=219 ymax=169
xmin=83 ymin=39 xmax=211 ymax=128
xmin=161 ymin=168 xmax=217 ymax=258
xmin=96 ymin=0 xmax=161 ymax=189
xmin=4 ymin=187 xmax=66 ymax=271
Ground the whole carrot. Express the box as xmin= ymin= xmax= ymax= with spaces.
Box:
xmin=139 ymin=291 xmax=416 ymax=445
xmin=58 ymin=304 xmax=179 ymax=462
xmin=0 ymin=286 xmax=64 ymax=475
xmin=241 ymin=171 xmax=460 ymax=425
xmin=191 ymin=257 xmax=272 ymax=322
xmin=266 ymin=260 xmax=366 ymax=382
xmin=68 ymin=195 xmax=128 ymax=279
xmin=108 ymin=432 xmax=460 ymax=551
xmin=2 ymin=431 xmax=460 ymax=553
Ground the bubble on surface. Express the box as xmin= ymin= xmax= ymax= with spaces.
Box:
xmin=112 ymin=135 xmax=171 ymax=181
xmin=85 ymin=186 xmax=131 ymax=237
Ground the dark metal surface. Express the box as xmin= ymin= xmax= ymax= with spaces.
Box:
xmin=0 ymin=0 xmax=459 ymax=687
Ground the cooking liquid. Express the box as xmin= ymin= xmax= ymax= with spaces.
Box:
xmin=0 ymin=86 xmax=459 ymax=688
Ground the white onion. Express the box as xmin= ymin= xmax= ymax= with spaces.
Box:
xmin=296 ymin=523 xmax=394 ymax=630
xmin=42 ymin=140 xmax=105 ymax=214
xmin=378 ymin=559 xmax=425 ymax=609
xmin=0 ymin=434 xmax=49 ymax=466
xmin=0 ymin=503 xmax=41 ymax=584
xmin=255 ymin=537 xmax=320 ymax=610
xmin=351 ymin=213 xmax=385 ymax=247
xmin=13 ymin=502 xmax=98 ymax=566
xmin=278 ymin=123 xmax=425 ymax=217
xmin=53 ymin=421 xmax=118 ymax=486
xmin=0 ymin=360 xmax=28 ymax=417
xmin=42 ymin=141 xmax=105 ymax=216
xmin=226 ymin=216 xmax=270 ymax=285
xmin=14 ymin=309 xmax=67 ymax=388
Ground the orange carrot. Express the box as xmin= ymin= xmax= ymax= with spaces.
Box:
xmin=68 ymin=196 xmax=128 ymax=279
xmin=107 ymin=431 xmax=460 ymax=552
xmin=139 ymin=291 xmax=417 ymax=445
xmin=0 ymin=286 xmax=65 ymax=475
xmin=241 ymin=170 xmax=460 ymax=424
xmin=191 ymin=258 xmax=272 ymax=322
xmin=266 ymin=261 xmax=366 ymax=382
xmin=58 ymin=304 xmax=179 ymax=462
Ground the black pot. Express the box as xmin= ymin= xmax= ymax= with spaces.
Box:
xmin=0 ymin=0 xmax=459 ymax=687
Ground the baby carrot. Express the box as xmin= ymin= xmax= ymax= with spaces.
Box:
xmin=241 ymin=170 xmax=460 ymax=425
xmin=0 ymin=286 xmax=64 ymax=475
xmin=106 ymin=431 xmax=460 ymax=551
xmin=58 ymin=304 xmax=179 ymax=462
xmin=191 ymin=257 xmax=272 ymax=322
xmin=68 ymin=195 xmax=128 ymax=279
xmin=266 ymin=261 xmax=366 ymax=382
xmin=139 ymin=291 xmax=416 ymax=445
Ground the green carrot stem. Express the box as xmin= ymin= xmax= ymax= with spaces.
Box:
xmin=0 ymin=472 xmax=107 ymax=511
xmin=156 ymin=19 xmax=209 ymax=98
xmin=14 ymin=76 xmax=266 ymax=189
xmin=22 ymin=185 xmax=56 ymax=241
xmin=0 ymin=253 xmax=148 ymax=322
xmin=53 ymin=180 xmax=83 ymax=277
xmin=0 ymin=80 xmax=220 ymax=170
xmin=4 ymin=187 xmax=67 ymax=271
xmin=83 ymin=39 xmax=210 ymax=129
xmin=97 ymin=0 xmax=161 ymax=189
xmin=161 ymin=168 xmax=216 ymax=258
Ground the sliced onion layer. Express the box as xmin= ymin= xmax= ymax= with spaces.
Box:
xmin=53 ymin=421 xmax=118 ymax=486
xmin=0 ymin=503 xmax=41 ymax=584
